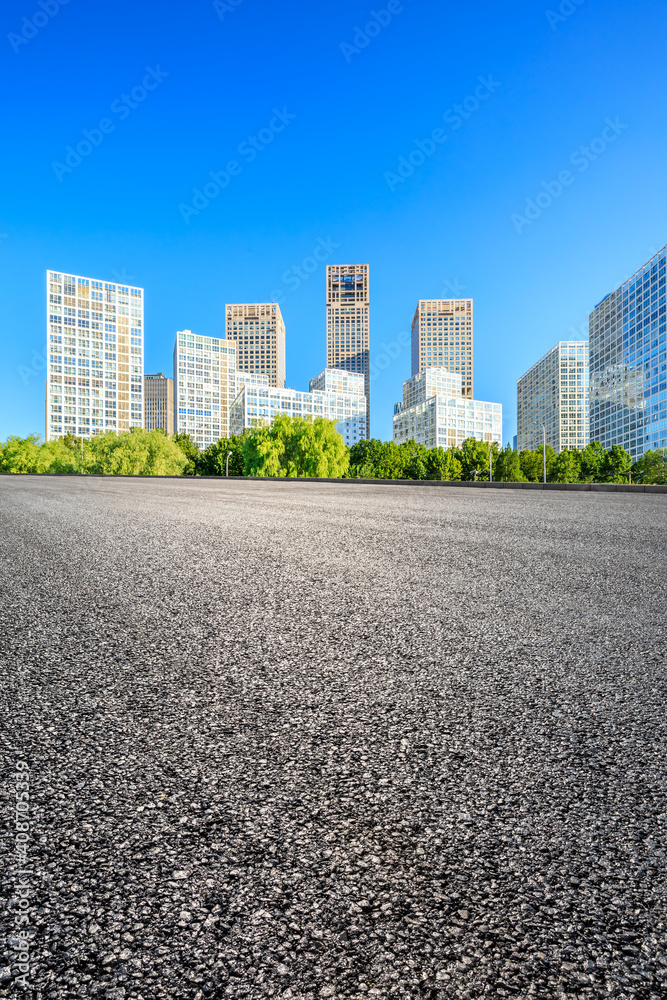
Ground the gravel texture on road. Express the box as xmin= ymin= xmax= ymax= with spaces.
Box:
xmin=1 ymin=477 xmax=666 ymax=1000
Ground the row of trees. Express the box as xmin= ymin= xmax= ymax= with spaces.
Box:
xmin=1 ymin=421 xmax=666 ymax=483
xmin=347 ymin=438 xmax=649 ymax=484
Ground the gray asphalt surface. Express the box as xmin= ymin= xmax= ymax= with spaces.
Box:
xmin=1 ymin=476 xmax=666 ymax=1000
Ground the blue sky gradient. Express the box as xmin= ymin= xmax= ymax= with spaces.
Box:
xmin=1 ymin=0 xmax=666 ymax=442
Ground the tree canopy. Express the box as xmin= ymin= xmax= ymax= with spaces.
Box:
xmin=0 ymin=424 xmax=646 ymax=486
xmin=0 ymin=429 xmax=187 ymax=477
xmin=241 ymin=415 xmax=350 ymax=478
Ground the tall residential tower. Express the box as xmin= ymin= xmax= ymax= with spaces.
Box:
xmin=326 ymin=264 xmax=370 ymax=436
xmin=589 ymin=246 xmax=666 ymax=460
xmin=173 ymin=330 xmax=238 ymax=449
xmin=517 ymin=341 xmax=589 ymax=453
xmin=411 ymin=299 xmax=473 ymax=397
xmin=46 ymin=270 xmax=144 ymax=441
xmin=225 ymin=303 xmax=286 ymax=389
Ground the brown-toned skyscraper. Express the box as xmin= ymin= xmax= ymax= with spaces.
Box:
xmin=411 ymin=299 xmax=473 ymax=398
xmin=326 ymin=264 xmax=370 ymax=437
xmin=225 ymin=303 xmax=286 ymax=388
xmin=143 ymin=372 xmax=174 ymax=435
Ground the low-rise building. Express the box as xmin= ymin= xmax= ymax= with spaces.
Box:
xmin=393 ymin=368 xmax=502 ymax=449
xmin=230 ymin=368 xmax=367 ymax=446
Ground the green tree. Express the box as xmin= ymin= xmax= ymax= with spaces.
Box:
xmin=348 ymin=439 xmax=406 ymax=479
xmin=87 ymin=429 xmax=188 ymax=476
xmin=580 ymin=440 xmax=606 ymax=483
xmin=425 ymin=446 xmax=462 ymax=481
xmin=457 ymin=438 xmax=493 ymax=481
xmin=0 ymin=434 xmax=43 ymax=473
xmin=551 ymin=448 xmax=582 ymax=483
xmin=494 ymin=443 xmax=527 ymax=482
xmin=401 ymin=440 xmax=430 ymax=480
xmin=632 ymin=448 xmax=667 ymax=484
xmin=197 ymin=436 xmax=246 ymax=476
xmin=172 ymin=433 xmax=200 ymax=476
xmin=600 ymin=443 xmax=632 ymax=484
xmin=242 ymin=415 xmax=349 ymax=478
xmin=519 ymin=446 xmax=556 ymax=482
xmin=37 ymin=438 xmax=81 ymax=474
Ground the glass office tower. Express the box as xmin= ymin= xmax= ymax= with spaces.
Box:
xmin=589 ymin=246 xmax=666 ymax=460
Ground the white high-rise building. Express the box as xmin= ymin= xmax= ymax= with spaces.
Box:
xmin=411 ymin=299 xmax=473 ymax=398
xmin=326 ymin=265 xmax=370 ymax=436
xmin=46 ymin=270 xmax=144 ymax=441
xmin=225 ymin=303 xmax=286 ymax=389
xmin=230 ymin=368 xmax=367 ymax=446
xmin=173 ymin=331 xmax=237 ymax=449
xmin=393 ymin=368 xmax=501 ymax=449
xmin=517 ymin=341 xmax=589 ymax=453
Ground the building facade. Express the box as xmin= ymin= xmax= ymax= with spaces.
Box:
xmin=173 ymin=330 xmax=237 ymax=449
xmin=411 ymin=299 xmax=473 ymax=398
xmin=516 ymin=341 xmax=589 ymax=453
xmin=46 ymin=270 xmax=144 ymax=441
xmin=144 ymin=373 xmax=174 ymax=435
xmin=225 ymin=303 xmax=286 ymax=388
xmin=230 ymin=368 xmax=367 ymax=446
xmin=589 ymin=246 xmax=667 ymax=460
xmin=326 ymin=265 xmax=370 ymax=436
xmin=393 ymin=368 xmax=501 ymax=450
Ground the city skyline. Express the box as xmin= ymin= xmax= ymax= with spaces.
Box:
xmin=41 ymin=244 xmax=667 ymax=458
xmin=4 ymin=0 xmax=665 ymax=448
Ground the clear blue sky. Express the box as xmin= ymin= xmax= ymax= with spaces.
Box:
xmin=1 ymin=0 xmax=666 ymax=443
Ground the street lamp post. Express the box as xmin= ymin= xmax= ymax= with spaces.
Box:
xmin=225 ymin=451 xmax=233 ymax=477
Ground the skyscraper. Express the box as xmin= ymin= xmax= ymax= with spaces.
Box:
xmin=46 ymin=270 xmax=144 ymax=441
xmin=225 ymin=303 xmax=286 ymax=389
xmin=326 ymin=264 xmax=370 ymax=436
xmin=411 ymin=299 xmax=473 ymax=397
xmin=517 ymin=341 xmax=589 ymax=453
xmin=173 ymin=330 xmax=238 ymax=449
xmin=144 ymin=373 xmax=174 ymax=436
xmin=589 ymin=246 xmax=667 ymax=460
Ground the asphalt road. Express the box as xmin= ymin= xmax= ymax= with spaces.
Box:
xmin=1 ymin=477 xmax=666 ymax=1000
